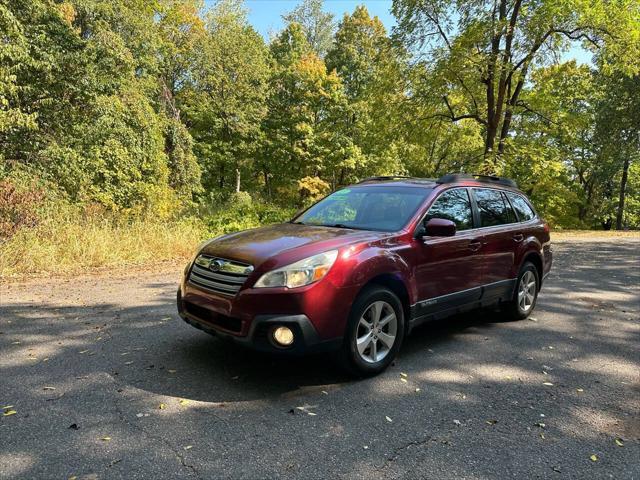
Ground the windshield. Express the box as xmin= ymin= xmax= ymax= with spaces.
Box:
xmin=293 ymin=186 xmax=432 ymax=232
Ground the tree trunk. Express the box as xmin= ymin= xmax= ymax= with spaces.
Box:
xmin=615 ymin=156 xmax=630 ymax=230
xmin=235 ymin=168 xmax=241 ymax=193
xmin=263 ymin=169 xmax=271 ymax=198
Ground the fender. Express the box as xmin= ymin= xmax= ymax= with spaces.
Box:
xmin=513 ymin=234 xmax=544 ymax=282
xmin=340 ymin=244 xmax=415 ymax=303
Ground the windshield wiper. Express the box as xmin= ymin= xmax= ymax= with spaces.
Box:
xmin=325 ymin=223 xmax=358 ymax=230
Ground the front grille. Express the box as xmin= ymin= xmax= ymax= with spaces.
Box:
xmin=183 ymin=301 xmax=242 ymax=333
xmin=188 ymin=254 xmax=253 ymax=296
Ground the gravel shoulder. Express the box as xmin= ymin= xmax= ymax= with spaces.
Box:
xmin=1 ymin=238 xmax=639 ymax=479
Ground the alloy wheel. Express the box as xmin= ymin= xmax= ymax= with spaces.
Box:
xmin=518 ymin=270 xmax=537 ymax=312
xmin=355 ymin=300 xmax=398 ymax=363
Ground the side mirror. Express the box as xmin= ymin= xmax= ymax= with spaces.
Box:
xmin=424 ymin=218 xmax=456 ymax=237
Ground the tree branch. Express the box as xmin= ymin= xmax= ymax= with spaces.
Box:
xmin=515 ymin=100 xmax=558 ymax=125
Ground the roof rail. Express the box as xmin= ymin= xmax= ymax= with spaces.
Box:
xmin=357 ymin=175 xmax=414 ymax=183
xmin=436 ymin=173 xmax=518 ymax=188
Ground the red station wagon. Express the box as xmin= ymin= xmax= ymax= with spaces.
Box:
xmin=177 ymin=174 xmax=553 ymax=375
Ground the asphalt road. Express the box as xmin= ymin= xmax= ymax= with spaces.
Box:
xmin=1 ymin=238 xmax=639 ymax=479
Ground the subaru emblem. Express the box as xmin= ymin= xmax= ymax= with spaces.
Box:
xmin=210 ymin=259 xmax=225 ymax=272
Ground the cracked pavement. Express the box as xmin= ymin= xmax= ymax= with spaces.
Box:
xmin=1 ymin=237 xmax=639 ymax=479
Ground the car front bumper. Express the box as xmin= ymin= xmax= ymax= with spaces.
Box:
xmin=176 ymin=289 xmax=342 ymax=354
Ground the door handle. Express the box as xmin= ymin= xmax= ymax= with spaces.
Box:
xmin=469 ymin=240 xmax=482 ymax=252
xmin=512 ymin=233 xmax=524 ymax=242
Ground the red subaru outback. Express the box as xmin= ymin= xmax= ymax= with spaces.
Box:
xmin=177 ymin=174 xmax=552 ymax=375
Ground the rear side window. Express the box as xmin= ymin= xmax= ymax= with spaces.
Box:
xmin=474 ymin=188 xmax=516 ymax=227
xmin=425 ymin=188 xmax=473 ymax=231
xmin=505 ymin=192 xmax=536 ymax=222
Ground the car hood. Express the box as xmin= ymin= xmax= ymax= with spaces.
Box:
xmin=200 ymin=223 xmax=385 ymax=267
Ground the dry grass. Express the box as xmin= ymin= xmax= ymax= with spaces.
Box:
xmin=2 ymin=218 xmax=637 ymax=280
xmin=552 ymin=230 xmax=640 ymax=242
xmin=0 ymin=217 xmax=205 ymax=279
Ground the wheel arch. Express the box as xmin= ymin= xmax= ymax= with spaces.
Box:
xmin=520 ymin=250 xmax=543 ymax=285
xmin=361 ymin=273 xmax=411 ymax=335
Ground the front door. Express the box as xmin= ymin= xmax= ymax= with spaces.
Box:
xmin=411 ymin=188 xmax=484 ymax=317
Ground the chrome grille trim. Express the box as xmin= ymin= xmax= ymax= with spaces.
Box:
xmin=188 ymin=254 xmax=253 ymax=296
xmin=191 ymin=265 xmax=247 ymax=284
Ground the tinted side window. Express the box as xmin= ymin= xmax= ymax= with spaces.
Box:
xmin=425 ymin=189 xmax=473 ymax=231
xmin=474 ymin=188 xmax=514 ymax=227
xmin=505 ymin=192 xmax=536 ymax=221
xmin=501 ymin=192 xmax=518 ymax=223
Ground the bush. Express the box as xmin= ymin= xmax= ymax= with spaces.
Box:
xmin=0 ymin=179 xmax=46 ymax=238
xmin=203 ymin=194 xmax=295 ymax=236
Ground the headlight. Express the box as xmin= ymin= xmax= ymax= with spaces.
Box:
xmin=254 ymin=250 xmax=338 ymax=289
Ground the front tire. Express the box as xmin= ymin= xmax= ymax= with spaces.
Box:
xmin=336 ymin=285 xmax=405 ymax=376
xmin=503 ymin=262 xmax=539 ymax=320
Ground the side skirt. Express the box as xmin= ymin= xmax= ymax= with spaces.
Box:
xmin=408 ymin=279 xmax=516 ymax=331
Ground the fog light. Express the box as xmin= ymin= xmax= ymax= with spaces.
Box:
xmin=272 ymin=326 xmax=294 ymax=346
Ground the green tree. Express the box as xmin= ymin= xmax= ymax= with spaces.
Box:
xmin=262 ymin=23 xmax=358 ymax=197
xmin=282 ymin=0 xmax=335 ymax=57
xmin=393 ymin=0 xmax=640 ymax=171
xmin=594 ymin=71 xmax=640 ymax=229
xmin=181 ymin=0 xmax=270 ymax=193
xmin=325 ymin=6 xmax=406 ymax=180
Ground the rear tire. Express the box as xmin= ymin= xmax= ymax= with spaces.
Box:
xmin=503 ymin=262 xmax=539 ymax=320
xmin=335 ymin=285 xmax=405 ymax=377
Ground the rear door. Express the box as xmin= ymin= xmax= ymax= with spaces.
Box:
xmin=471 ymin=188 xmax=519 ymax=301
xmin=411 ymin=188 xmax=484 ymax=317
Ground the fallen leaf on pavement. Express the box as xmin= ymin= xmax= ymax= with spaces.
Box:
xmin=615 ymin=438 xmax=624 ymax=447
xmin=168 ymin=369 xmax=177 ymax=373
xmin=184 ymin=445 xmax=193 ymax=450
xmin=400 ymin=378 xmax=407 ymax=383
xmin=385 ymin=416 xmax=393 ymax=423
xmin=400 ymin=372 xmax=408 ymax=378
xmin=100 ymin=436 xmax=111 ymax=441
xmin=543 ymin=382 xmax=554 ymax=386
xmin=415 ymin=388 xmax=421 ymax=392
xmin=485 ymin=419 xmax=498 ymax=425
xmin=576 ymin=388 xmax=584 ymax=393
xmin=3 ymin=410 xmax=17 ymax=416
xmin=159 ymin=403 xmax=166 ymax=410
xmin=590 ymin=454 xmax=598 ymax=462
xmin=79 ymin=350 xmax=89 ymax=354
xmin=179 ymin=399 xmax=190 ymax=406
xmin=453 ymin=419 xmax=462 ymax=426
xmin=68 ymin=423 xmax=79 ymax=430
xmin=43 ymin=386 xmax=56 ymax=391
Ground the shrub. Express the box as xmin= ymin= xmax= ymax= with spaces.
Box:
xmin=0 ymin=179 xmax=46 ymax=239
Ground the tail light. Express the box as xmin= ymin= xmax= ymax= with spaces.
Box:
xmin=543 ymin=222 xmax=550 ymax=233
